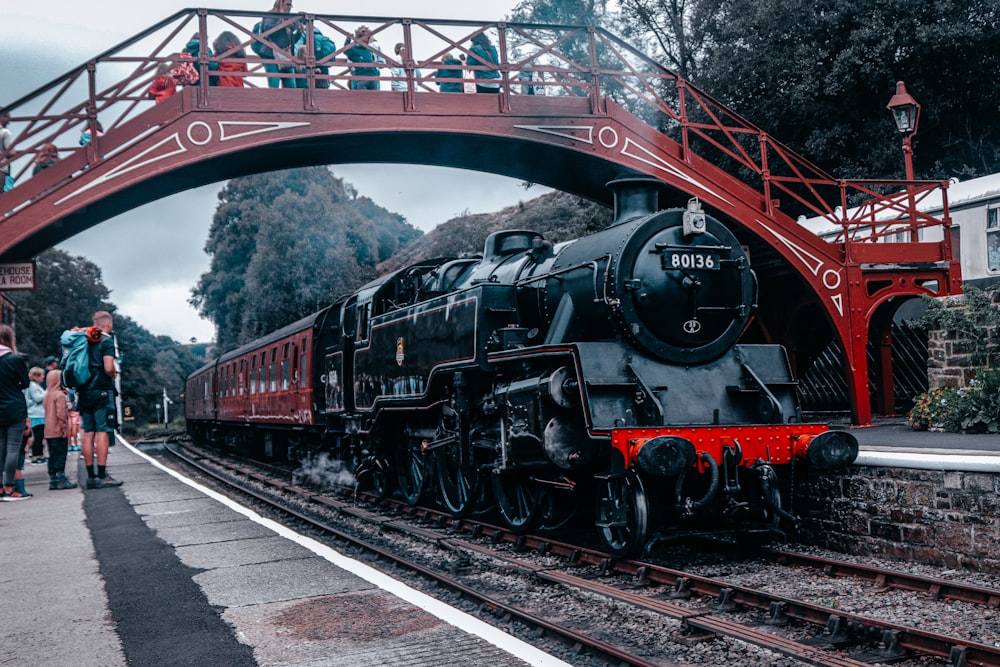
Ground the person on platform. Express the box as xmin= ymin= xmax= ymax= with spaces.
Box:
xmin=469 ymin=32 xmax=501 ymax=94
xmin=435 ymin=52 xmax=464 ymax=93
xmin=0 ymin=324 xmax=31 ymax=501
xmin=78 ymin=311 xmax=122 ymax=489
xmin=43 ymin=355 xmax=58 ymax=383
xmin=24 ymin=366 xmax=46 ymax=465
xmin=67 ymin=388 xmax=81 ymax=451
xmin=43 ymin=369 xmax=76 ymax=490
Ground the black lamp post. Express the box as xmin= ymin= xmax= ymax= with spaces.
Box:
xmin=886 ymin=81 xmax=921 ymax=240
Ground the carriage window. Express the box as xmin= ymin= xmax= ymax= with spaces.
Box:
xmin=270 ymin=362 xmax=278 ymax=391
xmin=281 ymin=359 xmax=290 ymax=390
xmin=257 ymin=365 xmax=264 ymax=393
xmin=249 ymin=358 xmax=257 ymax=394
xmin=988 ymin=206 xmax=1000 ymax=272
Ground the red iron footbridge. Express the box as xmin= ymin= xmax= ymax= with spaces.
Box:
xmin=0 ymin=9 xmax=960 ymax=424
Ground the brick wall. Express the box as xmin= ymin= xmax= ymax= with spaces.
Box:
xmin=795 ymin=465 xmax=1000 ymax=573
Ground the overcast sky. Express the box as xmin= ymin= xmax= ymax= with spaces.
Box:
xmin=1 ymin=1 xmax=550 ymax=343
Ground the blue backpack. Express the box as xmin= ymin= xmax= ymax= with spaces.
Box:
xmin=59 ymin=328 xmax=97 ymax=389
xmin=314 ymin=31 xmax=336 ymax=60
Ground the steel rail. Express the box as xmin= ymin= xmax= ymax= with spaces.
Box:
xmin=765 ymin=548 xmax=1000 ymax=607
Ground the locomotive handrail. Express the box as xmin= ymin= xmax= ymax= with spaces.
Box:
xmin=0 ymin=8 xmax=951 ymax=255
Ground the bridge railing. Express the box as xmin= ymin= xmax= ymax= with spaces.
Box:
xmin=0 ymin=8 xmax=951 ymax=255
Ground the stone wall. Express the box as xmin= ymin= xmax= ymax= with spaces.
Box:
xmin=924 ymin=290 xmax=1000 ymax=391
xmin=928 ymin=329 xmax=983 ymax=389
xmin=795 ymin=465 xmax=1000 ymax=573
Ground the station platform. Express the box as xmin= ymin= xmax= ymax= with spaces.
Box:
xmin=2 ymin=426 xmax=996 ymax=666
xmin=0 ymin=439 xmax=569 ymax=667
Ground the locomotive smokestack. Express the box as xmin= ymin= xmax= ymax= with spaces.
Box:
xmin=607 ymin=176 xmax=661 ymax=226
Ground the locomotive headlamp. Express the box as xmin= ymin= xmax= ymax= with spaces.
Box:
xmin=682 ymin=197 xmax=706 ymax=236
xmin=805 ymin=430 xmax=859 ymax=469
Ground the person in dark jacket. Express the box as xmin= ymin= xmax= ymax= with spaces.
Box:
xmin=469 ymin=32 xmax=501 ymax=93
xmin=436 ymin=52 xmax=464 ymax=93
xmin=0 ymin=324 xmax=31 ymax=500
xmin=260 ymin=0 xmax=301 ymax=88
xmin=345 ymin=26 xmax=379 ymax=90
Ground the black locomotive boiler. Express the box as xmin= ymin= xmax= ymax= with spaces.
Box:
xmin=186 ymin=177 xmax=858 ymax=557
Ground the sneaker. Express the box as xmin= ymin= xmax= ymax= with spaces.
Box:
xmin=86 ymin=478 xmax=100 ymax=489
xmin=87 ymin=475 xmax=122 ymax=489
xmin=1 ymin=490 xmax=31 ymax=501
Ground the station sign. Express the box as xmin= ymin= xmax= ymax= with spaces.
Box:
xmin=0 ymin=262 xmax=36 ymax=290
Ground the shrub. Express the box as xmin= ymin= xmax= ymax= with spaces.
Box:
xmin=908 ymin=371 xmax=1000 ymax=433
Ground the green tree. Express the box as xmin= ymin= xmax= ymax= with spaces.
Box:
xmin=10 ymin=248 xmax=113 ymax=364
xmin=694 ymin=0 xmax=1000 ymax=179
xmin=191 ymin=167 xmax=421 ymax=350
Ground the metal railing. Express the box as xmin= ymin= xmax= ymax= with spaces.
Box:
xmin=0 ymin=8 xmax=952 ymax=253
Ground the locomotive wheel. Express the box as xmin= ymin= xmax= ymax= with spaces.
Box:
xmin=394 ymin=442 xmax=426 ymax=506
xmin=491 ymin=469 xmax=542 ymax=533
xmin=595 ymin=473 xmax=650 ymax=559
xmin=437 ymin=446 xmax=478 ymax=518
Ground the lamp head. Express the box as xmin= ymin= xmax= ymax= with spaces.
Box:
xmin=887 ymin=81 xmax=920 ymax=135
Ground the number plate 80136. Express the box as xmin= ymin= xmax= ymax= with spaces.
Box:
xmin=662 ymin=251 xmax=720 ymax=271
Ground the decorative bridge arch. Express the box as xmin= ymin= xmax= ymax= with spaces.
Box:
xmin=0 ymin=9 xmax=960 ymax=425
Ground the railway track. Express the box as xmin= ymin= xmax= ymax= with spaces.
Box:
xmin=155 ymin=438 xmax=1000 ymax=667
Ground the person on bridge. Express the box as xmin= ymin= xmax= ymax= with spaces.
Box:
xmin=213 ymin=31 xmax=248 ymax=87
xmin=43 ymin=369 xmax=76 ymax=490
xmin=184 ymin=33 xmax=219 ymax=86
xmin=148 ymin=63 xmax=178 ymax=103
xmin=78 ymin=311 xmax=122 ymax=489
xmin=436 ymin=53 xmax=464 ymax=93
xmin=0 ymin=114 xmax=13 ymax=192
xmin=469 ymin=33 xmax=501 ymax=94
xmin=345 ymin=26 xmax=380 ymax=91
xmin=390 ymin=43 xmax=422 ymax=93
xmin=32 ymin=143 xmax=59 ymax=176
xmin=260 ymin=0 xmax=302 ymax=88
xmin=0 ymin=324 xmax=30 ymax=501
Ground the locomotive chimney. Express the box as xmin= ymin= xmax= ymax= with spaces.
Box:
xmin=607 ymin=176 xmax=661 ymax=226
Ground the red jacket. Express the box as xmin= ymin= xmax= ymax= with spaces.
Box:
xmin=148 ymin=76 xmax=177 ymax=103
xmin=216 ymin=61 xmax=247 ymax=87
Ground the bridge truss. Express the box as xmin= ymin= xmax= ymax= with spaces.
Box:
xmin=0 ymin=9 xmax=960 ymax=424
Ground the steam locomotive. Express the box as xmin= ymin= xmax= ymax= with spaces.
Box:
xmin=185 ymin=177 xmax=858 ymax=558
